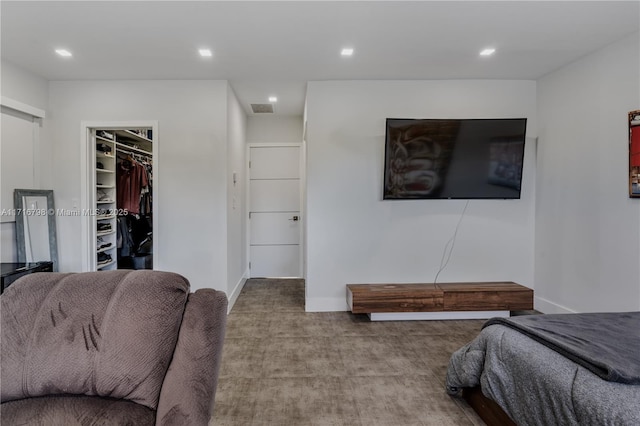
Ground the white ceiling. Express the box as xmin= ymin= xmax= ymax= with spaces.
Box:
xmin=2 ymin=1 xmax=639 ymax=116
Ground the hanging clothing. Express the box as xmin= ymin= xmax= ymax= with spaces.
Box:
xmin=116 ymin=216 xmax=134 ymax=257
xmin=115 ymin=151 xmax=153 ymax=270
xmin=139 ymin=162 xmax=153 ymax=215
xmin=116 ymin=159 xmax=148 ymax=214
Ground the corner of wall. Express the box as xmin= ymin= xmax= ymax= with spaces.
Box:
xmin=305 ymin=297 xmax=349 ymax=313
xmin=227 ymin=268 xmax=249 ymax=314
xmin=226 ymin=82 xmax=249 ymax=300
xmin=534 ymin=296 xmax=576 ymax=314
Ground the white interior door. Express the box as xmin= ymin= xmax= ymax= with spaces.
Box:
xmin=249 ymin=145 xmax=301 ymax=277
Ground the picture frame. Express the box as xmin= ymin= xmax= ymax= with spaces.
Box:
xmin=14 ymin=189 xmax=58 ymax=271
xmin=629 ymin=110 xmax=640 ymax=198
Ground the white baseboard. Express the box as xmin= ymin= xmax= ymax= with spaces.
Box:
xmin=368 ymin=310 xmax=510 ymax=321
xmin=227 ymin=269 xmax=249 ymax=314
xmin=305 ymin=297 xmax=348 ymax=312
xmin=534 ymin=296 xmax=576 ymax=314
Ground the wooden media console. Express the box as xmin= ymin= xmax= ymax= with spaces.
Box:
xmin=346 ymin=282 xmax=533 ymax=321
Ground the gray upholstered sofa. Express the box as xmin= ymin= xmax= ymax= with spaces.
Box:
xmin=0 ymin=270 xmax=228 ymax=425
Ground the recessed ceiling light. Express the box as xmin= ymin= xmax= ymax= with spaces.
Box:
xmin=341 ymin=48 xmax=354 ymax=57
xmin=268 ymin=96 xmax=278 ymax=103
xmin=199 ymin=48 xmax=213 ymax=57
xmin=55 ymin=49 xmax=72 ymax=57
xmin=480 ymin=48 xmax=496 ymax=56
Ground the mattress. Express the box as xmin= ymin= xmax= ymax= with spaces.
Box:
xmin=445 ymin=324 xmax=640 ymax=425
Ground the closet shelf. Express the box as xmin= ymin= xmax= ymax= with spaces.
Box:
xmin=97 ymin=214 xmax=116 ymax=220
xmin=96 ymin=185 xmax=115 ymax=189
xmin=97 ymin=245 xmax=115 ymax=254
xmin=97 ymin=260 xmax=116 ymax=270
xmin=96 ymin=229 xmax=116 ymax=237
xmin=97 ymin=200 xmax=115 ymax=204
xmin=96 ymin=169 xmax=114 ymax=174
xmin=96 ymin=135 xmax=115 ymax=143
xmin=96 ymin=152 xmax=114 ymax=159
xmin=115 ymin=141 xmax=151 ymax=156
xmin=114 ymin=130 xmax=152 ymax=154
xmin=115 ymin=129 xmax=152 ymax=144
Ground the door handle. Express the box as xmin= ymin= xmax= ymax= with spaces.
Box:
xmin=289 ymin=215 xmax=299 ymax=221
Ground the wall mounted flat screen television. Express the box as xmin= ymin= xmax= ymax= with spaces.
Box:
xmin=383 ymin=118 xmax=527 ymax=199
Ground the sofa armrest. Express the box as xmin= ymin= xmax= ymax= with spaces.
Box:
xmin=156 ymin=289 xmax=228 ymax=425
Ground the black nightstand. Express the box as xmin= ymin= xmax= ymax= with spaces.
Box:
xmin=1 ymin=261 xmax=54 ymax=294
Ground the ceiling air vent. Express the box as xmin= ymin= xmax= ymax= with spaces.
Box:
xmin=251 ymin=103 xmax=274 ymax=114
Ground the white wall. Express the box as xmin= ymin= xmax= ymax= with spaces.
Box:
xmin=304 ymin=80 xmax=537 ymax=311
xmin=247 ymin=115 xmax=303 ymax=143
xmin=1 ymin=60 xmax=49 ymax=111
xmin=536 ymin=33 xmax=640 ymax=313
xmin=226 ymin=84 xmax=248 ymax=305
xmin=47 ymin=80 xmax=230 ymax=292
xmin=0 ymin=60 xmax=50 ymax=262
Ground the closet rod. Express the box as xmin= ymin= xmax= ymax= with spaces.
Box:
xmin=117 ymin=149 xmax=152 ymax=161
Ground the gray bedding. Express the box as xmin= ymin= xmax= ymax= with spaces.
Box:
xmin=446 ymin=318 xmax=640 ymax=425
xmin=485 ymin=312 xmax=640 ymax=384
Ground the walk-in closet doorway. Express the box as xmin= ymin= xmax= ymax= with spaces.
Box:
xmin=80 ymin=121 xmax=158 ymax=272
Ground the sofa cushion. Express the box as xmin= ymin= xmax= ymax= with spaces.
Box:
xmin=1 ymin=270 xmax=189 ymax=410
xmin=1 ymin=395 xmax=155 ymax=426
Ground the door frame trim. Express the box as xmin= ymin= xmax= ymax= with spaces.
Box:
xmin=80 ymin=121 xmax=158 ymax=272
xmin=247 ymin=142 xmax=304 ymax=278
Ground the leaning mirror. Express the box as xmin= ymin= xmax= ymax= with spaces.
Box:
xmin=630 ymin=110 xmax=640 ymax=197
xmin=14 ymin=189 xmax=58 ymax=271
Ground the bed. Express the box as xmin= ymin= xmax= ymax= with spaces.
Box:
xmin=445 ymin=312 xmax=640 ymax=425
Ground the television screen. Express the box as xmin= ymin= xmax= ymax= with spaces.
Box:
xmin=383 ymin=118 xmax=527 ymax=199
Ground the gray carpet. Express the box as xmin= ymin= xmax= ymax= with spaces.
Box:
xmin=211 ymin=279 xmax=486 ymax=426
